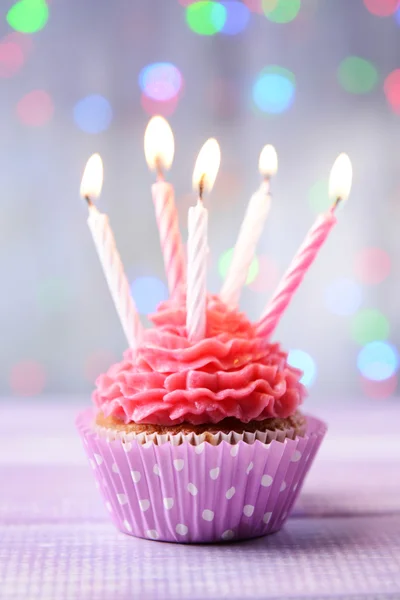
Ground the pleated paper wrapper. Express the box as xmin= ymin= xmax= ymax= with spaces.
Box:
xmin=76 ymin=408 xmax=327 ymax=544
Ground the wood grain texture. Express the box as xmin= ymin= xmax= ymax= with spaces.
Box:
xmin=0 ymin=399 xmax=399 ymax=599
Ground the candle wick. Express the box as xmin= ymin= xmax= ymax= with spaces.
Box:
xmin=331 ymin=196 xmax=342 ymax=213
xmin=199 ymin=174 xmax=206 ymax=201
xmin=84 ymin=195 xmax=93 ymax=207
xmin=155 ymin=157 xmax=164 ymax=181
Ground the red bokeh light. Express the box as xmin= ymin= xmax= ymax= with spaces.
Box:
xmin=0 ymin=41 xmax=24 ymax=78
xmin=243 ymin=0 xmax=264 ymax=14
xmin=363 ymin=0 xmax=400 ymax=16
xmin=249 ymin=255 xmax=280 ymax=293
xmin=16 ymin=90 xmax=54 ymax=126
xmin=360 ymin=374 xmax=398 ymax=399
xmin=354 ymin=247 xmax=391 ymax=285
xmin=84 ymin=350 xmax=117 ymax=384
xmin=141 ymin=93 xmax=179 ymax=117
xmin=10 ymin=360 xmax=46 ymax=396
xmin=4 ymin=32 xmax=34 ymax=54
xmin=384 ymin=70 xmax=400 ymax=114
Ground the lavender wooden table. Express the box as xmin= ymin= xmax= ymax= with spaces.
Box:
xmin=1 ymin=398 xmax=400 ymax=600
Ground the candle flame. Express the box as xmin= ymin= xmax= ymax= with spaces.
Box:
xmin=259 ymin=144 xmax=278 ymax=177
xmin=144 ymin=116 xmax=175 ymax=172
xmin=80 ymin=153 xmax=103 ymax=201
xmin=329 ymin=153 xmax=352 ymax=201
xmin=192 ymin=138 xmax=221 ymax=195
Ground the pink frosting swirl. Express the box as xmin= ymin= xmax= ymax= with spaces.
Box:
xmin=93 ymin=294 xmax=306 ymax=425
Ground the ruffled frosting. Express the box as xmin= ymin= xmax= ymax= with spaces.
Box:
xmin=93 ymin=294 xmax=306 ymax=426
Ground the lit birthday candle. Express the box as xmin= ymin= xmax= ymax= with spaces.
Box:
xmin=220 ymin=144 xmax=278 ymax=307
xmin=187 ymin=139 xmax=221 ymax=341
xmin=256 ymin=153 xmax=352 ymax=339
xmin=80 ymin=154 xmax=144 ymax=349
xmin=145 ymin=116 xmax=186 ymax=298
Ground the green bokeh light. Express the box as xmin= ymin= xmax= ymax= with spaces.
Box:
xmin=308 ymin=180 xmax=331 ymax=214
xmin=186 ymin=1 xmax=227 ymax=36
xmin=263 ymin=0 xmax=301 ymax=23
xmin=351 ymin=309 xmax=390 ymax=345
xmin=219 ymin=248 xmax=259 ymax=285
xmin=338 ymin=56 xmax=378 ymax=94
xmin=7 ymin=0 xmax=49 ymax=34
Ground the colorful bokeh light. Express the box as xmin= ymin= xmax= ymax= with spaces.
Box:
xmin=131 ymin=276 xmax=168 ymax=315
xmin=218 ymin=248 xmax=259 ymax=285
xmin=16 ymin=90 xmax=54 ymax=126
xmin=243 ymin=0 xmax=263 ymax=13
xmin=308 ymin=179 xmax=331 ymax=214
xmin=10 ymin=360 xmax=46 ymax=396
xmin=253 ymin=66 xmax=296 ymax=114
xmin=141 ymin=93 xmax=179 ymax=117
xmin=0 ymin=39 xmax=24 ymax=78
xmin=351 ymin=309 xmax=390 ymax=345
xmin=186 ymin=1 xmax=227 ymax=35
xmin=360 ymin=374 xmax=398 ymax=399
xmin=262 ymin=0 xmax=301 ymax=23
xmin=363 ymin=0 xmax=400 ymax=17
xmin=287 ymin=349 xmax=316 ymax=387
xmin=139 ymin=62 xmax=183 ymax=102
xmin=324 ymin=278 xmax=363 ymax=317
xmin=220 ymin=1 xmax=250 ymax=34
xmin=357 ymin=341 xmax=399 ymax=381
xmin=337 ymin=56 xmax=378 ymax=94
xmin=74 ymin=94 xmax=113 ymax=134
xmin=354 ymin=247 xmax=391 ymax=285
xmin=384 ymin=70 xmax=400 ymax=114
xmin=7 ymin=0 xmax=49 ymax=34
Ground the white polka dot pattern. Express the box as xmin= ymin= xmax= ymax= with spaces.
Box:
xmin=202 ymin=510 xmax=214 ymax=522
xmin=226 ymin=487 xmax=236 ymax=500
xmin=77 ymin=408 xmax=327 ymax=544
xmin=243 ymin=505 xmax=254 ymax=517
xmin=187 ymin=483 xmax=198 ymax=496
xmin=261 ymin=474 xmax=273 ymax=487
xmin=209 ymin=467 xmax=220 ymax=480
xmin=130 ymin=471 xmax=141 ymax=483
xmin=176 ymin=524 xmax=188 ymax=535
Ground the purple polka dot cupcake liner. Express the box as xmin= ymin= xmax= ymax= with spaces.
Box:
xmin=76 ymin=409 xmax=327 ymax=544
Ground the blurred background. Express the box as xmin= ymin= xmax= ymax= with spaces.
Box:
xmin=1 ymin=0 xmax=399 ymax=403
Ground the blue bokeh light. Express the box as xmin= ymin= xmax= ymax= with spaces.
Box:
xmin=357 ymin=341 xmax=399 ymax=381
xmin=287 ymin=349 xmax=317 ymax=387
xmin=220 ymin=2 xmax=250 ymax=35
xmin=139 ymin=62 xmax=183 ymax=102
xmin=73 ymin=94 xmax=113 ymax=134
xmin=131 ymin=276 xmax=168 ymax=315
xmin=395 ymin=6 xmax=400 ymax=25
xmin=253 ymin=73 xmax=295 ymax=114
xmin=324 ymin=277 xmax=363 ymax=316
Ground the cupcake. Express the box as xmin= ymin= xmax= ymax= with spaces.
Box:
xmin=76 ymin=127 xmax=349 ymax=543
xmin=76 ymin=293 xmax=327 ymax=543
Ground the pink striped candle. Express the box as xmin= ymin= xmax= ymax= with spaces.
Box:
xmin=81 ymin=154 xmax=143 ymax=349
xmin=145 ymin=117 xmax=185 ymax=298
xmin=151 ymin=178 xmax=186 ymax=297
xmin=256 ymin=153 xmax=352 ymax=339
xmin=186 ymin=199 xmax=208 ymax=341
xmin=256 ymin=210 xmax=336 ymax=339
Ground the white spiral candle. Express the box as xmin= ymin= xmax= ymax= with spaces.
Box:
xmin=81 ymin=154 xmax=143 ymax=349
xmin=186 ymin=200 xmax=208 ymax=341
